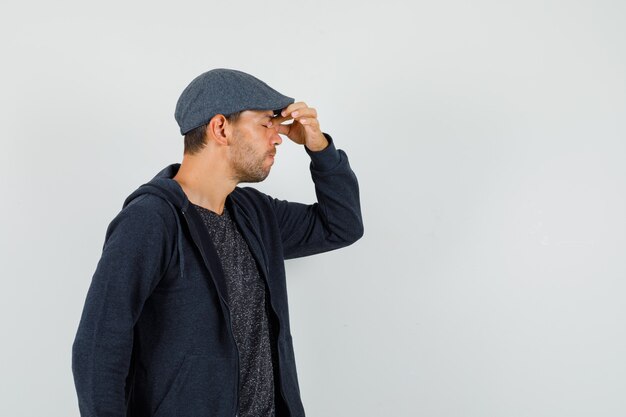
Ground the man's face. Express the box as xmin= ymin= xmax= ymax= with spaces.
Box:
xmin=228 ymin=109 xmax=282 ymax=183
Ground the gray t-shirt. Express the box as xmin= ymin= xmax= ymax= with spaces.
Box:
xmin=193 ymin=203 xmax=276 ymax=417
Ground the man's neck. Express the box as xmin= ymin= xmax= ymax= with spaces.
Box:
xmin=172 ymin=153 xmax=236 ymax=215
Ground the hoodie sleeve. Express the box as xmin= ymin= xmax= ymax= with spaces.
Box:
xmin=269 ymin=132 xmax=364 ymax=260
xmin=71 ymin=196 xmax=175 ymax=416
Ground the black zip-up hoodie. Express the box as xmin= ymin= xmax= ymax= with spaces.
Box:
xmin=71 ymin=133 xmax=364 ymax=417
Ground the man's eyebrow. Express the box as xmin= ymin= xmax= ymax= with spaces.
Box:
xmin=258 ymin=111 xmax=275 ymax=120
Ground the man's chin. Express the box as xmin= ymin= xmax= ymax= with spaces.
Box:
xmin=237 ymin=170 xmax=270 ymax=184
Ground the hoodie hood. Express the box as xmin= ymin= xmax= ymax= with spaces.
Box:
xmin=123 ymin=163 xmax=188 ymax=211
xmin=122 ymin=163 xmax=191 ymax=279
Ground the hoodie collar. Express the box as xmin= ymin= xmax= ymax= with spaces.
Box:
xmin=123 ymin=163 xmax=190 ymax=211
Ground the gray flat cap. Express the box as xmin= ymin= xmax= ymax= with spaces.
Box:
xmin=174 ymin=68 xmax=295 ymax=135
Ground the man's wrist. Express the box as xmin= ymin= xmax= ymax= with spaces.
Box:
xmin=305 ymin=132 xmax=341 ymax=171
xmin=304 ymin=134 xmax=329 ymax=152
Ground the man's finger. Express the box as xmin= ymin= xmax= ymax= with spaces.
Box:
xmin=270 ymin=107 xmax=318 ymax=128
xmin=290 ymin=107 xmax=317 ymax=118
xmin=274 ymin=123 xmax=290 ymax=136
xmin=280 ymin=102 xmax=308 ymax=117
xmin=268 ymin=114 xmax=294 ymax=127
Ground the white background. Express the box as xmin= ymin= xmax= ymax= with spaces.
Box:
xmin=1 ymin=0 xmax=625 ymax=416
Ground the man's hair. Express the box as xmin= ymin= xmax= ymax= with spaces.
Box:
xmin=183 ymin=111 xmax=242 ymax=155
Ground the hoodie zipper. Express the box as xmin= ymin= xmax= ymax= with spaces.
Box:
xmin=237 ymin=216 xmax=291 ymax=416
xmin=263 ymin=263 xmax=290 ymax=416
xmin=221 ymin=293 xmax=241 ymax=417
xmin=181 ymin=209 xmax=241 ymax=417
xmin=217 ymin=288 xmax=241 ymax=417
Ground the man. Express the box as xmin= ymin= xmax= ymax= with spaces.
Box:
xmin=71 ymin=68 xmax=364 ymax=417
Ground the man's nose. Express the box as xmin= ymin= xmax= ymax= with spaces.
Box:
xmin=271 ymin=126 xmax=282 ymax=145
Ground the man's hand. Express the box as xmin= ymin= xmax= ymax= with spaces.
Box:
xmin=267 ymin=101 xmax=329 ymax=152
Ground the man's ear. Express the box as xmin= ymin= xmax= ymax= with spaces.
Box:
xmin=207 ymin=114 xmax=229 ymax=146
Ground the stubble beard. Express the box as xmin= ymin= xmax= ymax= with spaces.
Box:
xmin=230 ymin=128 xmax=271 ymax=184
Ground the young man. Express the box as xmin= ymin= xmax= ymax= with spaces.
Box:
xmin=71 ymin=68 xmax=364 ymax=417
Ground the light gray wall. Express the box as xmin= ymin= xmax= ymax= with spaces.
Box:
xmin=1 ymin=0 xmax=625 ymax=416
